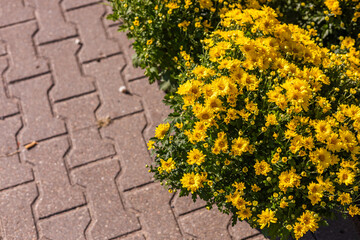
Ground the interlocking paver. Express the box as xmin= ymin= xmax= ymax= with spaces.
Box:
xmin=54 ymin=93 xmax=99 ymax=130
xmin=83 ymin=55 xmax=142 ymax=120
xmin=0 ymin=0 xmax=34 ymax=27
xmin=107 ymin=26 xmax=145 ymax=81
xmin=66 ymin=4 xmax=120 ymax=62
xmin=22 ymin=136 xmax=85 ymax=218
xmin=228 ymin=221 xmax=263 ymax=239
xmin=178 ymin=207 xmax=232 ymax=240
xmin=62 ymin=0 xmax=101 ymax=11
xmin=0 ymin=58 xmax=18 ymax=118
xmin=34 ymin=0 xmax=77 ymax=44
xmin=101 ymin=113 xmax=152 ymax=190
xmin=171 ymin=193 xmax=206 ymax=217
xmin=0 ymin=116 xmax=33 ymax=190
xmin=125 ymin=183 xmax=182 ymax=240
xmin=69 ymin=127 xmax=115 ymax=168
xmin=38 ymin=207 xmax=90 ymax=240
xmin=54 ymin=93 xmax=115 ymax=168
xmin=9 ymin=74 xmax=66 ymax=144
xmin=72 ymin=159 xmax=140 ymax=240
xmin=0 ymin=21 xmax=49 ymax=82
xmin=0 ymin=183 xmax=38 ymax=240
xmin=129 ymin=78 xmax=171 ymax=141
xmin=39 ymin=39 xmax=95 ymax=102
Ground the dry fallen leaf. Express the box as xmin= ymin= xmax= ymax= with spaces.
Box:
xmin=97 ymin=116 xmax=112 ymax=128
xmin=24 ymin=141 xmax=37 ymax=150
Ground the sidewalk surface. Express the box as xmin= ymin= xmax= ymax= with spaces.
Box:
xmin=0 ymin=1 xmax=359 ymax=240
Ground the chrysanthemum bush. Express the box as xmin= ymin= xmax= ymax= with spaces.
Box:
xmin=107 ymin=0 xmax=241 ymax=90
xmin=270 ymin=0 xmax=360 ymax=47
xmin=107 ymin=0 xmax=359 ymax=91
xmin=147 ymin=6 xmax=360 ymax=240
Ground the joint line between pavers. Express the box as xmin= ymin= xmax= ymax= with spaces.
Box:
xmin=81 ymin=51 xmax=123 ymax=65
xmin=38 ymin=202 xmax=87 ymax=221
xmin=177 ymin=206 xmax=207 ymax=218
xmin=108 ymin=228 xmax=144 ymax=240
xmin=242 ymin=233 xmax=263 ymax=240
xmin=65 ymin=1 xmax=103 ymax=12
xmin=7 ymin=71 xmax=51 ymax=85
xmin=38 ymin=34 xmax=79 ymax=46
xmin=53 ymin=89 xmax=97 ymax=104
xmin=0 ymin=179 xmax=35 ymax=193
xmin=68 ymin=153 xmax=117 ymax=171
xmin=0 ymin=18 xmax=36 ymax=30
xmin=122 ymin=181 xmax=155 ymax=193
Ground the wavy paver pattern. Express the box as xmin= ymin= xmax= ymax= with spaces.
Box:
xmin=0 ymin=1 xmax=359 ymax=240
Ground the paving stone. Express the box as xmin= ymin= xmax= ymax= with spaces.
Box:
xmin=0 ymin=21 xmax=49 ymax=82
xmin=129 ymin=78 xmax=171 ymax=141
xmin=112 ymin=232 xmax=146 ymax=240
xmin=0 ymin=116 xmax=33 ymax=190
xmin=101 ymin=114 xmax=152 ymax=190
xmin=0 ymin=0 xmax=34 ymax=27
xmin=39 ymin=207 xmax=90 ymax=240
xmin=9 ymin=74 xmax=66 ymax=144
xmin=179 ymin=207 xmax=232 ymax=240
xmin=83 ymin=55 xmax=142 ymax=120
xmin=0 ymin=183 xmax=38 ymax=240
xmin=125 ymin=183 xmax=182 ymax=240
xmin=228 ymin=220 xmax=262 ymax=240
xmin=54 ymin=93 xmax=99 ymax=130
xmin=0 ymin=41 xmax=6 ymax=56
xmin=62 ymin=0 xmax=101 ymax=11
xmin=171 ymin=193 xmax=206 ymax=217
xmin=72 ymin=159 xmax=140 ymax=240
xmin=34 ymin=0 xmax=77 ymax=44
xmin=0 ymin=58 xmax=18 ymax=118
xmin=66 ymin=4 xmax=120 ymax=62
xmin=68 ymin=127 xmax=115 ymax=168
xmin=39 ymin=39 xmax=95 ymax=102
xmin=54 ymin=94 xmax=116 ymax=168
xmin=22 ymin=136 xmax=85 ymax=218
xmin=107 ymin=26 xmax=145 ymax=81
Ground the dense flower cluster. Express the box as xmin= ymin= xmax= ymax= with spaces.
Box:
xmin=108 ymin=0 xmax=359 ymax=91
xmin=148 ymin=7 xmax=360 ymax=240
xmin=270 ymin=0 xmax=360 ymax=46
xmin=107 ymin=0 xmax=243 ymax=90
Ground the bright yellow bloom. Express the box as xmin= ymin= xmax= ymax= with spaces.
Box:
xmin=297 ymin=210 xmax=319 ymax=232
xmin=257 ymin=209 xmax=277 ymax=229
xmin=155 ymin=123 xmax=170 ymax=139
xmin=337 ymin=168 xmax=355 ymax=186
xmin=237 ymin=207 xmax=252 ymax=220
xmin=187 ymin=148 xmax=206 ymax=165
xmin=348 ymin=205 xmax=360 ymax=217
xmin=293 ymin=222 xmax=307 ymax=240
xmin=180 ymin=172 xmax=207 ymax=193
xmin=265 ymin=113 xmax=278 ymax=126
xmin=147 ymin=140 xmax=155 ymax=150
xmin=278 ymin=169 xmax=301 ymax=192
xmin=337 ymin=192 xmax=352 ymax=205
xmin=231 ymin=137 xmax=250 ymax=156
xmin=254 ymin=160 xmax=272 ymax=176
xmin=160 ymin=158 xmax=176 ymax=173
